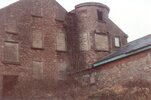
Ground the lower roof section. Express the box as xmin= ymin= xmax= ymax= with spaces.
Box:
xmin=93 ymin=34 xmax=151 ymax=67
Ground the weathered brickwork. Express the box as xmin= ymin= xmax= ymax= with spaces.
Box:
xmin=73 ymin=50 xmax=151 ymax=100
xmin=1 ymin=0 xmax=148 ymax=100
xmin=0 ymin=0 xmax=68 ymax=99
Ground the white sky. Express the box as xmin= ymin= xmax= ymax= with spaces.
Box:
xmin=0 ymin=0 xmax=151 ymax=42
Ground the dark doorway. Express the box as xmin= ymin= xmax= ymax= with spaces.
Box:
xmin=2 ymin=75 xmax=18 ymax=98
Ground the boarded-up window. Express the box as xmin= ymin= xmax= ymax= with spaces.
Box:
xmin=95 ymin=34 xmax=109 ymax=51
xmin=32 ymin=30 xmax=43 ymax=49
xmin=58 ymin=61 xmax=67 ymax=80
xmin=114 ymin=37 xmax=120 ymax=47
xmin=56 ymin=32 xmax=66 ymax=51
xmin=5 ymin=20 xmax=17 ymax=34
xmin=33 ymin=61 xmax=43 ymax=79
xmin=31 ymin=0 xmax=43 ymax=17
xmin=2 ymin=75 xmax=18 ymax=98
xmin=4 ymin=42 xmax=19 ymax=64
xmin=79 ymin=33 xmax=90 ymax=51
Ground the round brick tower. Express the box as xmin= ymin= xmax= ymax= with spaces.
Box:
xmin=74 ymin=2 xmax=110 ymax=69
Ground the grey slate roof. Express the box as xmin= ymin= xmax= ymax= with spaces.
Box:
xmin=93 ymin=34 xmax=151 ymax=67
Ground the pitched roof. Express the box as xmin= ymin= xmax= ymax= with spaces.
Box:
xmin=93 ymin=34 xmax=151 ymax=67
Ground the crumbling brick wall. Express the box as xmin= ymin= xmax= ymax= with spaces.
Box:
xmin=0 ymin=1 xmax=129 ymax=100
xmin=73 ymin=49 xmax=151 ymax=100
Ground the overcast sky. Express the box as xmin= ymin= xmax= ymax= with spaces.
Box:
xmin=0 ymin=0 xmax=151 ymax=41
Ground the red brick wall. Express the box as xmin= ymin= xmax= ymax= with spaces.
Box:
xmin=0 ymin=0 xmax=69 ymax=99
xmin=0 ymin=1 xmax=129 ymax=100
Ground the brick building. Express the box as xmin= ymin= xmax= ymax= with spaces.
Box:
xmin=0 ymin=0 xmax=150 ymax=100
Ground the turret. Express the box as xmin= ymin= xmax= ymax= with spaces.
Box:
xmin=75 ymin=2 xmax=110 ymax=51
xmin=67 ymin=2 xmax=127 ymax=70
xmin=72 ymin=2 xmax=111 ymax=69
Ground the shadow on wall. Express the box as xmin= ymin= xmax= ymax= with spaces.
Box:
xmin=89 ymin=79 xmax=151 ymax=100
